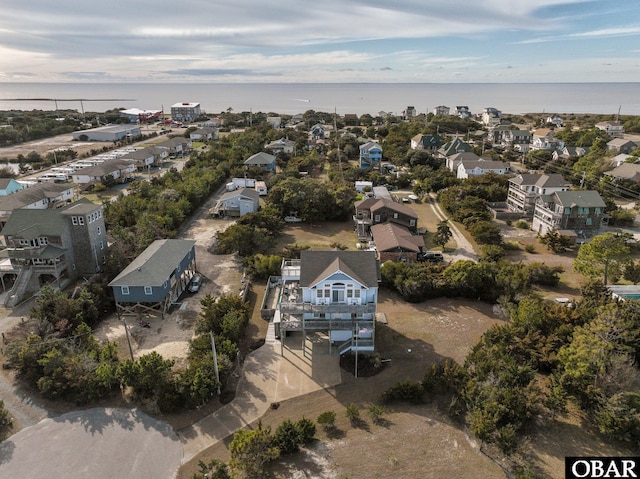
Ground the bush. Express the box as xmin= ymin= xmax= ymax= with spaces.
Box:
xmin=514 ymin=220 xmax=529 ymax=229
xmin=524 ymin=244 xmax=536 ymax=254
xmin=191 ymin=459 xmax=231 ymax=479
xmin=368 ymin=404 xmax=387 ymax=424
xmin=273 ymin=419 xmax=302 ymax=455
xmin=422 ymin=360 xmax=464 ymax=394
xmin=0 ymin=400 xmax=12 ymax=431
xmin=346 ymin=403 xmax=361 ymax=425
xmin=295 ymin=417 xmax=316 ymax=445
xmin=469 ymin=221 xmax=503 ymax=245
xmin=380 ymin=380 xmax=425 ymax=404
xmin=481 ymin=245 xmax=505 ymax=262
xmin=317 ymin=410 xmax=336 ymax=431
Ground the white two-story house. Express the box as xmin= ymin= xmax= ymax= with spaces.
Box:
xmin=507 ymin=173 xmax=571 ymax=219
xmin=273 ymin=250 xmax=380 ymax=356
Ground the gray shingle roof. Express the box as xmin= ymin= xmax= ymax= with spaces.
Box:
xmin=108 ymin=239 xmax=196 ymax=287
xmin=244 ymin=152 xmax=276 ymax=165
xmin=1 ymin=197 xmax=98 ymax=239
xmin=73 ymin=159 xmax=134 ymax=177
xmin=553 ymin=190 xmax=606 ymax=208
xmin=218 ymin=188 xmax=260 ymax=202
xmin=299 ymin=250 xmax=378 ymax=288
xmin=0 ymin=183 xmax=74 ymax=211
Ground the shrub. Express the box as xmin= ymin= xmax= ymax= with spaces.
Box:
xmin=295 ymin=418 xmax=316 ymax=445
xmin=368 ymin=404 xmax=387 ymax=424
xmin=0 ymin=400 xmax=12 ymax=431
xmin=524 ymin=244 xmax=536 ymax=254
xmin=422 ymin=360 xmax=464 ymax=394
xmin=273 ymin=419 xmax=302 ymax=455
xmin=346 ymin=403 xmax=361 ymax=426
xmin=191 ymin=459 xmax=231 ymax=479
xmin=317 ymin=410 xmax=336 ymax=431
xmin=380 ymin=380 xmax=425 ymax=404
xmin=514 ymin=220 xmax=529 ymax=229
xmin=481 ymin=245 xmax=505 ymax=262
xmin=503 ymin=241 xmax=520 ymax=251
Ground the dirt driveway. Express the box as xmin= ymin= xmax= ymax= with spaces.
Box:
xmin=94 ymin=185 xmax=244 ymax=366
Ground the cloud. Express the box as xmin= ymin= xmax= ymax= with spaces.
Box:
xmin=0 ymin=0 xmax=638 ymax=82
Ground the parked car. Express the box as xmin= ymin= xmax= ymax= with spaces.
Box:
xmin=417 ymin=252 xmax=444 ymax=262
xmin=284 ymin=215 xmax=302 ymax=223
xmin=188 ymin=275 xmax=201 ymax=292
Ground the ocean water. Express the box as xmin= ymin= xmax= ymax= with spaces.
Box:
xmin=0 ymin=82 xmax=639 ymax=116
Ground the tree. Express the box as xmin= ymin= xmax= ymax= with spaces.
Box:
xmin=573 ymin=233 xmax=630 ymax=285
xmin=624 ymin=260 xmax=640 ymax=285
xmin=469 ymin=221 xmax=502 ymax=245
xmin=434 ymin=220 xmax=453 ymax=250
xmin=0 ymin=399 xmax=12 ymax=432
xmin=539 ymin=230 xmax=573 ymax=253
xmin=191 ymin=459 xmax=231 ymax=479
xmin=229 ymin=423 xmax=279 ymax=479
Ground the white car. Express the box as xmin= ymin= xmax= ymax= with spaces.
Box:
xmin=188 ymin=276 xmax=201 ymax=293
xmin=284 ymin=215 xmax=302 ymax=223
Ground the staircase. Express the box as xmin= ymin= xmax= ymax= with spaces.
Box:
xmin=265 ymin=320 xmax=278 ymax=345
xmin=338 ymin=337 xmax=375 ymax=355
xmin=6 ymin=266 xmax=33 ymax=308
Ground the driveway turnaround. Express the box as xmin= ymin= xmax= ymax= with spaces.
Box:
xmin=179 ymin=329 xmax=341 ymax=464
xmin=0 ymin=408 xmax=182 ymax=479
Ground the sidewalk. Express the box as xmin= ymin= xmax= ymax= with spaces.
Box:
xmin=178 ymin=328 xmax=341 ymax=464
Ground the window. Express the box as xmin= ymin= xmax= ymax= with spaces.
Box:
xmin=71 ymin=216 xmax=78 ymax=225
xmin=78 ymin=216 xmax=85 ymax=225
xmin=564 ymin=207 xmax=571 ymax=214
xmin=354 ymin=289 xmax=361 ymax=298
xmin=121 ymin=286 xmax=130 ymax=295
xmin=144 ymin=286 xmax=153 ymax=295
xmin=409 ymin=219 xmax=416 ymax=226
xmin=393 ymin=213 xmax=398 ymax=219
xmin=97 ymin=226 xmax=102 ymax=235
xmin=100 ymin=241 xmax=104 ymax=250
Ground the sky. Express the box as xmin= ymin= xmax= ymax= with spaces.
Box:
xmin=0 ymin=0 xmax=639 ymax=83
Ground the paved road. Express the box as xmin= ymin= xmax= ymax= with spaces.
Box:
xmin=427 ymin=193 xmax=479 ymax=262
xmin=0 ymin=408 xmax=182 ymax=479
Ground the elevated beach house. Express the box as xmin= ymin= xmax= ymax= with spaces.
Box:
xmin=272 ymin=250 xmax=380 ymax=356
xmin=1 ymin=198 xmax=106 ymax=307
xmin=507 ymin=173 xmax=571 ymax=219
xmin=109 ymin=239 xmax=197 ymax=319
xmin=532 ymin=190 xmax=607 ymax=238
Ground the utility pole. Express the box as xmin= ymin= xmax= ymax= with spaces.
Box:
xmin=210 ymin=332 xmax=221 ymax=394
xmin=122 ymin=317 xmax=134 ymax=361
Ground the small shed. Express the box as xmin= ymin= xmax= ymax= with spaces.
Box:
xmin=108 ymin=239 xmax=197 ymax=318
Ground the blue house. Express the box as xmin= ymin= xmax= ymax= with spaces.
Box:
xmin=109 ymin=239 xmax=197 ymax=318
xmin=359 ymin=141 xmax=383 ymax=169
xmin=0 ymin=178 xmax=23 ymax=196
